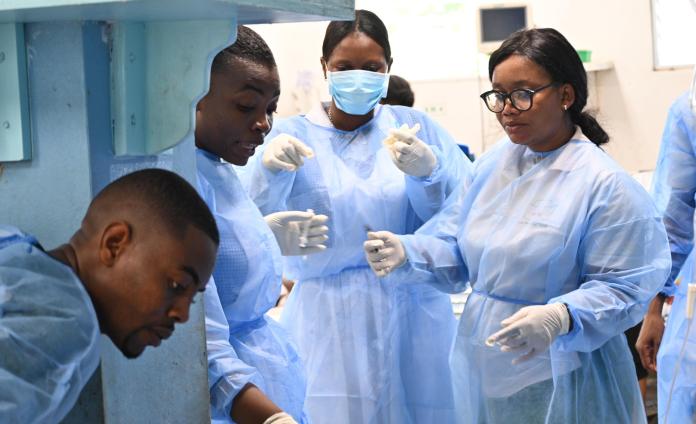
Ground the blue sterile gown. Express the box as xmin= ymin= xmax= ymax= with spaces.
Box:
xmin=395 ymin=129 xmax=671 ymax=423
xmin=0 ymin=226 xmax=100 ymax=424
xmin=239 ymin=103 xmax=472 ymax=423
xmin=651 ymin=92 xmax=696 ymax=423
xmin=196 ymin=148 xmax=309 ymax=423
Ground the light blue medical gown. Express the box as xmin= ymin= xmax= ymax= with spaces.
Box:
xmin=196 ymin=149 xmax=309 ymax=423
xmin=0 ymin=226 xmax=100 ymax=423
xmin=239 ymin=104 xmax=472 ymax=423
xmin=651 ymin=92 xmax=696 ymax=423
xmin=396 ymin=129 xmax=671 ymax=424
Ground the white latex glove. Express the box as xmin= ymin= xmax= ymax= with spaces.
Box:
xmin=264 ymin=210 xmax=329 ymax=256
xmin=262 ymin=134 xmax=314 ymax=173
xmin=363 ymin=231 xmax=406 ymax=277
xmin=384 ymin=124 xmax=437 ymax=177
xmin=485 ymin=303 xmax=571 ymax=365
xmin=263 ymin=412 xmax=298 ymax=424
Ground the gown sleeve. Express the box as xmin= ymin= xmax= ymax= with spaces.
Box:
xmin=205 ymin=276 xmax=264 ymax=421
xmin=552 ymin=172 xmax=671 ymax=352
xmin=396 ymin=175 xmax=472 ymax=294
xmin=650 ymin=93 xmax=696 ymax=296
xmin=402 ymin=110 xmax=474 ymax=222
xmin=0 ymin=246 xmax=100 ymax=424
xmin=237 ymin=124 xmax=299 ymax=216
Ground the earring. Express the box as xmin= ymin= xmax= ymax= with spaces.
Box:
xmin=562 ymin=104 xmax=568 ymax=111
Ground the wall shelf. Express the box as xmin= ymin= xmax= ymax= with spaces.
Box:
xmin=584 ymin=60 xmax=614 ymax=72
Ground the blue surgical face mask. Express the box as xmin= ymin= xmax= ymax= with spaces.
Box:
xmin=327 ymin=70 xmax=389 ymax=116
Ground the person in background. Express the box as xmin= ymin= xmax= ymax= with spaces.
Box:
xmin=380 ymin=74 xmax=415 ymax=107
xmin=239 ymin=9 xmax=471 ymax=424
xmin=364 ymin=28 xmax=670 ymax=423
xmin=195 ymin=25 xmax=328 ymax=424
xmin=0 ymin=169 xmax=219 ymax=423
xmin=636 ymin=73 xmax=696 ymax=423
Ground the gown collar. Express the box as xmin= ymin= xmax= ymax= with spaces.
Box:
xmin=501 ymin=127 xmax=593 ymax=178
xmin=305 ymin=102 xmax=385 ymax=133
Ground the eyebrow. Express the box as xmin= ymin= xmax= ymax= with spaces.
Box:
xmin=240 ymin=83 xmax=281 ymax=98
xmin=333 ymin=59 xmax=384 ymax=67
xmin=493 ymin=80 xmax=539 ymax=89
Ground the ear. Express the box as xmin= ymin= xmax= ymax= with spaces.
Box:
xmin=561 ymin=83 xmax=576 ymax=110
xmin=98 ymin=221 xmax=132 ymax=267
xmin=196 ymin=94 xmax=208 ymax=112
xmin=320 ymin=57 xmax=328 ymax=79
xmin=198 ymin=73 xmax=218 ymax=112
xmin=387 ymin=57 xmax=394 ymax=72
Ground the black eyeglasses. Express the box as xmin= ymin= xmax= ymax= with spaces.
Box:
xmin=480 ymin=82 xmax=558 ymax=113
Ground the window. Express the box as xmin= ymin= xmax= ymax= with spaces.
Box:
xmin=651 ymin=0 xmax=696 ymax=69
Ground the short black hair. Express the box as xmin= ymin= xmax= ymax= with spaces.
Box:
xmin=322 ymin=9 xmax=391 ymax=64
xmin=489 ymin=28 xmax=609 ymax=147
xmin=92 ymin=169 xmax=219 ymax=245
xmin=381 ymin=74 xmax=414 ymax=107
xmin=212 ymin=25 xmax=276 ymax=73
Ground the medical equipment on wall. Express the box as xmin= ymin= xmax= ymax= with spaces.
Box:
xmin=477 ymin=3 xmax=531 ymax=53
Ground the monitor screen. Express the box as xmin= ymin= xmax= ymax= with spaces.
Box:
xmin=480 ymin=7 xmax=527 ymax=43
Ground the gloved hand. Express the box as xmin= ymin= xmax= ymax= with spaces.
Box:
xmin=264 ymin=210 xmax=328 ymax=256
xmin=263 ymin=412 xmax=298 ymax=424
xmin=485 ymin=303 xmax=571 ymax=365
xmin=363 ymin=231 xmax=406 ymax=277
xmin=262 ymin=134 xmax=315 ymax=173
xmin=384 ymin=124 xmax=437 ymax=177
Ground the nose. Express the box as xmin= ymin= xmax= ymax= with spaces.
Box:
xmin=501 ymin=97 xmax=518 ymax=115
xmin=252 ymin=113 xmax=272 ymax=134
xmin=168 ymin=296 xmax=192 ymax=324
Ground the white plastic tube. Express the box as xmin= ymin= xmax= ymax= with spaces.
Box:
xmin=687 ymin=283 xmax=696 ymax=320
xmin=298 ymin=209 xmax=314 ymax=248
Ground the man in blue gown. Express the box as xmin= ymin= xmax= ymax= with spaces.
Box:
xmin=0 ymin=169 xmax=219 ymax=423
xmin=195 ymin=26 xmax=327 ymax=424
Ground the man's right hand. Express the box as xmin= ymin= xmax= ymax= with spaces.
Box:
xmin=636 ymin=295 xmax=667 ymax=373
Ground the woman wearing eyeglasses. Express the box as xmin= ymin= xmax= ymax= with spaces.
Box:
xmin=363 ymin=28 xmax=670 ymax=423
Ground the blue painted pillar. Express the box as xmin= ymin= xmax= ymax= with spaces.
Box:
xmin=0 ymin=20 xmax=234 ymax=423
xmin=0 ymin=22 xmax=93 ymax=247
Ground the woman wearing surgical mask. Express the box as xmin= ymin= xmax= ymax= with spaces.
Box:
xmin=239 ymin=9 xmax=472 ymax=424
xmin=363 ymin=28 xmax=670 ymax=423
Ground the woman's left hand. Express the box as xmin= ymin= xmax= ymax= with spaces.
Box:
xmin=485 ymin=303 xmax=571 ymax=365
xmin=384 ymin=125 xmax=437 ymax=177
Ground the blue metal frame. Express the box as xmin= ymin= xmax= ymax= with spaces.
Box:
xmin=111 ymin=22 xmax=146 ymax=155
xmin=0 ymin=23 xmax=31 ymax=162
xmin=110 ymin=20 xmax=236 ymax=155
